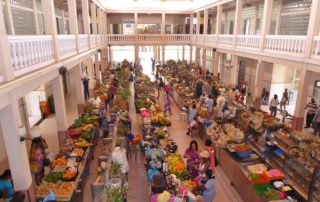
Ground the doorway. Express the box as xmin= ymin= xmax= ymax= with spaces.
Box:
xmin=313 ymin=80 xmax=320 ymax=104
xmin=238 ymin=61 xmax=246 ymax=85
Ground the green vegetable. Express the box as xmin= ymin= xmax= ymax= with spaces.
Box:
xmin=80 ymin=131 xmax=92 ymax=139
xmin=263 ymin=189 xmax=280 ymax=200
xmin=44 ymin=172 xmax=63 ymax=183
xmin=249 ymin=172 xmax=259 ymax=181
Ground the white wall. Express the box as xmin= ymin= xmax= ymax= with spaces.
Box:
xmin=25 ymin=91 xmax=46 ymax=117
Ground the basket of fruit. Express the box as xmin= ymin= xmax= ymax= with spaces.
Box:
xmin=131 ymin=134 xmax=142 ymax=144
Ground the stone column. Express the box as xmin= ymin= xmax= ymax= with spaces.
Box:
xmin=190 ymin=13 xmax=194 ymax=35
xmin=52 ymin=75 xmax=68 ymax=145
xmin=0 ymin=97 xmax=35 ymax=201
xmin=202 ymin=48 xmax=207 ymax=79
xmin=189 ymin=45 xmax=193 ymax=64
xmin=304 ymin=0 xmax=320 ymax=58
xmin=230 ymin=55 xmax=239 ymax=85
xmin=90 ymin=3 xmax=97 ymax=47
xmin=254 ymin=60 xmax=267 ymax=109
xmin=74 ymin=64 xmax=85 ymax=104
xmin=259 ymin=0 xmax=273 ymax=51
xmin=162 ymin=45 xmax=165 ymax=65
xmin=161 ymin=13 xmax=165 ymax=42
xmin=213 ymin=51 xmax=219 ymax=79
xmin=216 ymin=5 xmax=222 ymax=36
xmin=292 ymin=66 xmax=311 ymax=131
xmin=233 ymin=0 xmax=243 ymax=47
xmin=182 ymin=46 xmax=185 ymax=61
xmin=68 ymin=0 xmax=79 ymax=52
xmin=41 ymin=0 xmax=59 ymax=61
xmin=81 ymin=0 xmax=90 ymax=34
xmin=195 ymin=47 xmax=200 ymax=67
xmin=135 ymin=45 xmax=139 ymax=64
xmin=95 ymin=52 xmax=101 ymax=83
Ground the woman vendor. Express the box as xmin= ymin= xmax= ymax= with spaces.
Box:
xmin=183 ymin=140 xmax=199 ymax=178
xmin=29 ymin=127 xmax=48 ymax=185
xmin=197 ymin=169 xmax=216 ymax=202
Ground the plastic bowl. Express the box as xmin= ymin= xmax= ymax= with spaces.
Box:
xmin=236 ymin=149 xmax=252 ymax=158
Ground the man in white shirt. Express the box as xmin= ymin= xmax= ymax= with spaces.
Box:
xmin=269 ymin=94 xmax=279 ymax=117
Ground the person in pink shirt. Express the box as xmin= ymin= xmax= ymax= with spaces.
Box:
xmin=205 ymin=139 xmax=215 ymax=173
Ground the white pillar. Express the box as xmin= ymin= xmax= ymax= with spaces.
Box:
xmin=216 ymin=5 xmax=222 ymax=35
xmin=32 ymin=0 xmax=39 ymax=34
xmin=90 ymin=3 xmax=97 ymax=46
xmin=275 ymin=0 xmax=283 ymax=35
xmin=195 ymin=47 xmax=200 ymax=67
xmin=202 ymin=49 xmax=207 ymax=78
xmin=81 ymin=0 xmax=90 ymax=34
xmin=95 ymin=53 xmax=101 ymax=83
xmin=259 ymin=0 xmax=273 ymax=51
xmin=0 ymin=7 xmax=14 ymax=81
xmin=162 ymin=45 xmax=165 ymax=65
xmin=41 ymin=0 xmax=60 ymax=60
xmin=292 ymin=66 xmax=311 ymax=131
xmin=182 ymin=46 xmax=185 ymax=61
xmin=254 ymin=60 xmax=267 ymax=109
xmin=213 ymin=52 xmax=219 ymax=79
xmin=190 ymin=13 xmax=194 ymax=35
xmin=135 ymin=45 xmax=139 ymax=64
xmin=233 ymin=0 xmax=243 ymax=47
xmin=0 ymin=100 xmax=33 ymax=192
xmin=161 ymin=13 xmax=165 ymax=42
xmin=52 ymin=75 xmax=68 ymax=145
xmin=4 ymin=0 xmax=14 ymax=34
xmin=196 ymin=11 xmax=200 ymax=36
xmin=68 ymin=0 xmax=79 ymax=52
xmin=230 ymin=55 xmax=239 ymax=85
xmin=304 ymin=0 xmax=320 ymax=58
xmin=204 ymin=9 xmax=208 ymax=37
xmin=74 ymin=64 xmax=85 ymax=104
xmin=189 ymin=45 xmax=193 ymax=64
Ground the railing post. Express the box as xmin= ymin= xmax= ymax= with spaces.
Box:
xmin=204 ymin=9 xmax=208 ymax=44
xmin=134 ymin=12 xmax=138 ymax=45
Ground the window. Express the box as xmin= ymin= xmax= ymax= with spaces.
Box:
xmin=229 ymin=21 xmax=234 ymax=34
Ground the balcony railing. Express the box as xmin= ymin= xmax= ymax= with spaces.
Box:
xmin=137 ymin=34 xmax=162 ymax=43
xmin=8 ymin=35 xmax=54 ymax=75
xmin=4 ymin=33 xmax=320 ymax=81
xmin=312 ymin=36 xmax=320 ymax=58
xmin=165 ymin=34 xmax=190 ymax=43
xmin=265 ymin=35 xmax=306 ymax=55
xmin=206 ymin=34 xmax=217 ymax=44
xmin=236 ymin=35 xmax=260 ymax=50
xmin=78 ymin=34 xmax=89 ymax=52
xmin=217 ymin=35 xmax=233 ymax=46
xmin=57 ymin=35 xmax=77 ymax=59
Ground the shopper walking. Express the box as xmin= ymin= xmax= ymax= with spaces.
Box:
xmin=205 ymin=95 xmax=214 ymax=114
xmin=164 ymin=91 xmax=173 ymax=115
xmin=29 ymin=128 xmax=48 ymax=185
xmin=313 ymin=106 xmax=320 ymax=136
xmin=183 ymin=140 xmax=200 ymax=178
xmin=305 ymin=98 xmax=318 ymax=128
xmin=269 ymin=94 xmax=279 ymax=117
xmin=186 ymin=104 xmax=197 ymax=135
xmin=280 ymin=88 xmax=289 ymax=112
xmin=82 ymin=77 xmax=89 ymax=100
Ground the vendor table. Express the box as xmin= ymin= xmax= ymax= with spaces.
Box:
xmin=216 ymin=148 xmax=265 ymax=202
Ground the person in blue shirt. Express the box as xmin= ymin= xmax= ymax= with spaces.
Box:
xmin=198 ymin=169 xmax=216 ymax=202
xmin=0 ymin=169 xmax=25 ymax=202
xmin=186 ymin=104 xmax=198 ymax=135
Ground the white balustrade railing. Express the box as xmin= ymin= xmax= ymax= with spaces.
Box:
xmin=57 ymin=35 xmax=77 ymax=58
xmin=217 ymin=35 xmax=233 ymax=46
xmin=197 ymin=35 xmax=204 ymax=44
xmin=8 ymin=35 xmax=54 ymax=71
xmin=312 ymin=36 xmax=320 ymax=58
xmin=97 ymin=35 xmax=102 ymax=45
xmin=264 ymin=35 xmax=306 ymax=55
xmin=78 ymin=34 xmax=89 ymax=52
xmin=137 ymin=34 xmax=162 ymax=42
xmin=107 ymin=34 xmax=135 ymax=43
xmin=165 ymin=34 xmax=190 ymax=42
xmin=236 ymin=35 xmax=260 ymax=49
xmin=190 ymin=35 xmax=196 ymax=43
xmin=206 ymin=34 xmax=217 ymax=44
xmin=90 ymin=35 xmax=96 ymax=47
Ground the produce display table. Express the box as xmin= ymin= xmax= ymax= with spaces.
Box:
xmin=217 ymin=148 xmax=265 ymax=202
